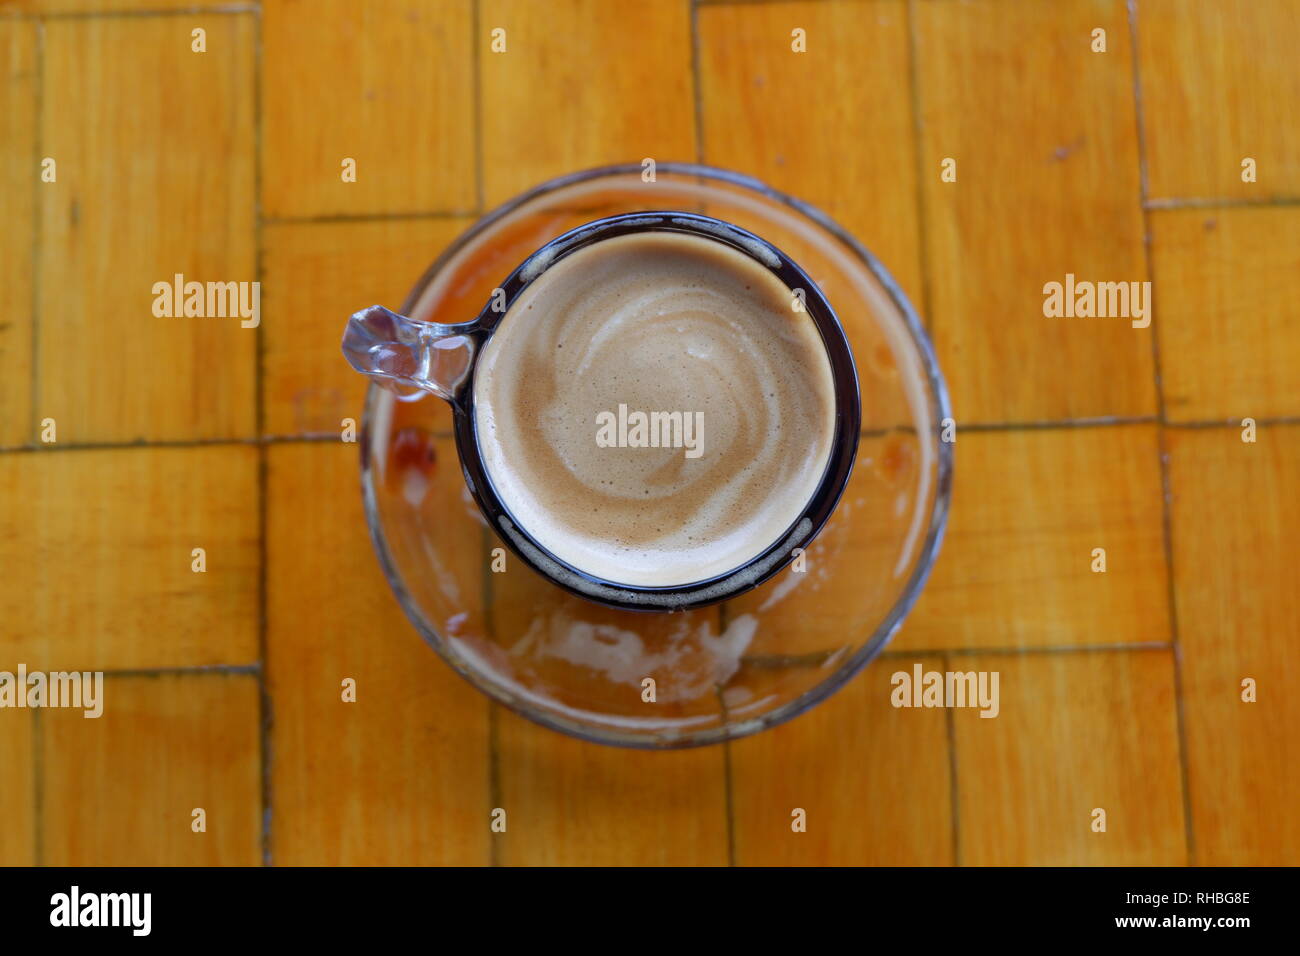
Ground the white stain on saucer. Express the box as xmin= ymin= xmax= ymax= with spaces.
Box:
xmin=508 ymin=610 xmax=757 ymax=704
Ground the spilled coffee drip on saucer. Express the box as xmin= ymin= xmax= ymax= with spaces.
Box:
xmin=473 ymin=230 xmax=835 ymax=589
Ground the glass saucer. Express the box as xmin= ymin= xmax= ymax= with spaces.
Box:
xmin=360 ymin=163 xmax=952 ymax=748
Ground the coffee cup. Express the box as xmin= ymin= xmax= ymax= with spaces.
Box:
xmin=343 ymin=212 xmax=860 ymax=611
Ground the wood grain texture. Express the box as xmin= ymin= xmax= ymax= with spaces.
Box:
xmin=1151 ymin=206 xmax=1300 ymax=421
xmin=38 ymin=16 xmax=256 ymax=443
xmin=262 ymin=216 xmax=473 ymax=436
xmin=1137 ymin=0 xmax=1300 ymax=201
xmin=0 ymin=710 xmax=34 ymax=866
xmin=267 ymin=441 xmax=491 ymax=865
xmin=730 ymin=654 xmax=953 ymax=866
xmin=495 ymin=707 xmax=729 ymax=866
xmin=479 ymin=0 xmax=695 ymax=205
xmin=261 ymin=0 xmax=477 ymax=219
xmin=4 ymin=0 xmax=1299 ymax=870
xmin=897 ymin=425 xmax=1170 ymax=651
xmin=916 ymin=0 xmax=1156 ymax=424
xmin=40 ymin=674 xmax=261 ymax=866
xmin=954 ymin=650 xmax=1187 ymax=866
xmin=697 ymin=0 xmax=923 ymax=307
xmin=0 ymin=1 xmax=233 ymax=11
xmin=0 ymin=22 xmax=35 ymax=448
xmin=0 ymin=446 xmax=259 ymax=670
xmin=1168 ymin=425 xmax=1300 ymax=865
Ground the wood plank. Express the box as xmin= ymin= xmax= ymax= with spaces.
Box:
xmin=730 ymin=654 xmax=953 ymax=865
xmin=1138 ymin=0 xmax=1300 ymax=200
xmin=479 ymin=0 xmax=694 ymax=205
xmin=1151 ymin=207 xmax=1300 ymax=421
xmin=954 ymin=650 xmax=1186 ymax=865
xmin=261 ymin=0 xmax=476 ymax=218
xmin=898 ymin=425 xmax=1170 ymax=651
xmin=262 ymin=216 xmax=473 ymax=436
xmin=0 ymin=446 xmax=259 ymax=669
xmin=10 ymin=0 xmax=1297 ymax=872
xmin=697 ymin=0 xmax=922 ymax=308
xmin=916 ymin=0 xmax=1155 ymax=423
xmin=1168 ymin=425 xmax=1300 ymax=864
xmin=38 ymin=16 xmax=256 ymax=442
xmin=495 ymin=707 xmax=728 ymax=866
xmin=0 ymin=22 xmax=35 ymax=447
xmin=0 ymin=709 xmax=34 ymax=865
xmin=1 ymin=1 xmax=234 ymax=11
xmin=40 ymin=673 xmax=261 ymax=866
xmin=267 ymin=440 xmax=491 ymax=865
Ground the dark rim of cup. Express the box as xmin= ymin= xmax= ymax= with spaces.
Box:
xmin=447 ymin=211 xmax=862 ymax=612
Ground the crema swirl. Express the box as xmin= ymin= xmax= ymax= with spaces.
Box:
xmin=473 ymin=230 xmax=835 ymax=587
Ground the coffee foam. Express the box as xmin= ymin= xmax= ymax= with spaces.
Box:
xmin=473 ymin=231 xmax=836 ymax=589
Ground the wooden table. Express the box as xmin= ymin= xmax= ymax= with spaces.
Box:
xmin=1 ymin=0 xmax=1296 ymax=866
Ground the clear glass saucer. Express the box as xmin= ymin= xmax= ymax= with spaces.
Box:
xmin=360 ymin=163 xmax=952 ymax=748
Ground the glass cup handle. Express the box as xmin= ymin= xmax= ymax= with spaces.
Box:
xmin=342 ymin=305 xmax=478 ymax=403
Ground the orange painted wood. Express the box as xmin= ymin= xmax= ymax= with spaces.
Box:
xmin=730 ymin=654 xmax=954 ymax=866
xmin=2 ymin=0 xmax=1297 ymax=868
xmin=0 ymin=710 xmax=34 ymax=865
xmin=915 ymin=0 xmax=1156 ymax=424
xmin=1 ymin=1 xmax=231 ymax=11
xmin=479 ymin=0 xmax=695 ymax=205
xmin=37 ymin=15 xmax=257 ymax=442
xmin=40 ymin=674 xmax=261 ymax=866
xmin=0 ymin=22 xmax=35 ymax=447
xmin=1168 ymin=425 xmax=1300 ymax=865
xmin=0 ymin=446 xmax=260 ymax=669
xmin=954 ymin=650 xmax=1187 ymax=865
xmin=1138 ymin=0 xmax=1300 ymax=201
xmin=1151 ymin=207 xmax=1300 ymax=421
xmin=899 ymin=425 xmax=1170 ymax=651
xmin=266 ymin=441 xmax=491 ymax=865
xmin=496 ymin=707 xmax=729 ymax=866
xmin=698 ymin=0 xmax=923 ymax=308
xmin=261 ymin=216 xmax=474 ymax=436
xmin=261 ymin=0 xmax=477 ymax=218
